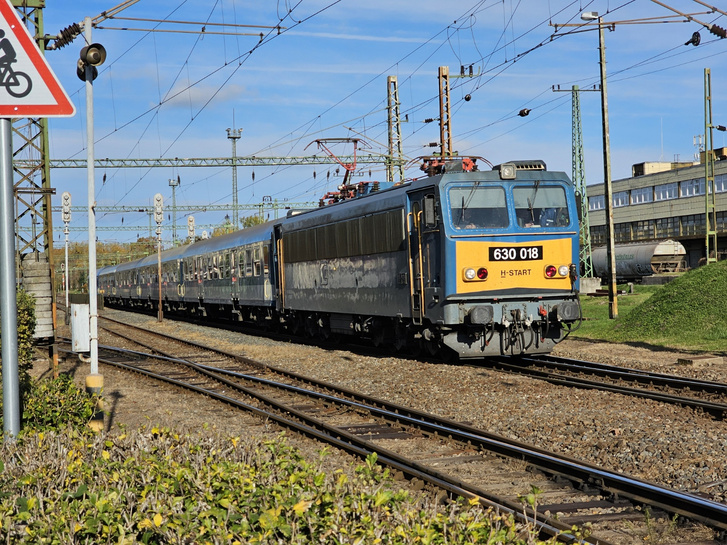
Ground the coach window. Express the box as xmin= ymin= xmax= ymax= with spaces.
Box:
xmin=513 ymin=185 xmax=569 ymax=228
xmin=253 ymin=247 xmax=262 ymax=277
xmin=449 ymin=186 xmax=507 ymax=229
xmin=263 ymin=245 xmax=270 ymax=276
xmin=245 ymin=249 xmax=253 ymax=277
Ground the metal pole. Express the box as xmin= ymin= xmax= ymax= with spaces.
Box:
xmin=598 ymin=17 xmax=618 ymax=318
xmin=85 ymin=17 xmax=99 ymax=373
xmin=0 ymin=118 xmax=20 ymax=439
xmin=227 ymin=128 xmax=242 ymax=228
xmin=157 ymin=228 xmax=162 ymax=322
xmin=169 ymin=177 xmax=179 ymax=244
xmin=64 ymin=224 xmax=69 ymax=322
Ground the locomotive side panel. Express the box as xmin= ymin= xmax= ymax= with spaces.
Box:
xmin=281 ymin=208 xmax=410 ymax=316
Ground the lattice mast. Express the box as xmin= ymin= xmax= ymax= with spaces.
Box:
xmin=386 ymin=76 xmax=404 ymax=184
xmin=571 ymin=85 xmax=594 ymax=277
xmin=704 ymin=68 xmax=718 ymax=263
xmin=438 ymin=66 xmax=452 ymax=157
xmin=11 ymin=1 xmax=53 ymax=261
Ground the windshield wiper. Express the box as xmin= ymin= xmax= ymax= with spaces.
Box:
xmin=527 ymin=180 xmax=540 ymax=223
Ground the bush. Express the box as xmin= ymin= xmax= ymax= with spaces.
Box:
xmin=0 ymin=428 xmax=556 ymax=544
xmin=0 ymin=289 xmax=39 ymax=425
xmin=0 ymin=289 xmax=36 ymax=386
xmin=20 ymin=374 xmax=96 ymax=433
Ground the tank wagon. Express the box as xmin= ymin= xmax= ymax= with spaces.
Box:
xmin=592 ymin=239 xmax=687 ymax=281
xmin=99 ymin=157 xmax=582 ymax=358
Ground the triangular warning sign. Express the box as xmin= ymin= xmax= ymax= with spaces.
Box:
xmin=0 ymin=0 xmax=75 ymax=117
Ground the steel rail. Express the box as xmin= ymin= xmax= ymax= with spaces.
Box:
xmin=485 ymin=357 xmax=727 ymax=417
xmin=529 ymin=354 xmax=727 ymax=395
xmin=61 ymin=342 xmax=590 ymax=544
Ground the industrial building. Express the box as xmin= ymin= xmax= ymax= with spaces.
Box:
xmin=586 ymin=149 xmax=727 ymax=269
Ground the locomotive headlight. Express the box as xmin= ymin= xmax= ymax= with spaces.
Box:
xmin=544 ymin=265 xmax=557 ymax=278
xmin=463 ymin=267 xmax=488 ymax=281
xmin=558 ymin=265 xmax=569 ymax=277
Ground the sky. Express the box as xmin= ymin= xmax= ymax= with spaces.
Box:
xmin=30 ymin=0 xmax=727 ymax=244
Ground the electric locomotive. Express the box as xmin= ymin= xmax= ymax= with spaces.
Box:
xmin=98 ymin=157 xmax=581 ymax=359
xmin=274 ymin=157 xmax=580 ymax=357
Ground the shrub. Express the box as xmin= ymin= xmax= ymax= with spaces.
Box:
xmin=20 ymin=374 xmax=96 ymax=433
xmin=0 ymin=428 xmax=556 ymax=544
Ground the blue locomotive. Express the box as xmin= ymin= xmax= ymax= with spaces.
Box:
xmin=98 ymin=157 xmax=581 ymax=358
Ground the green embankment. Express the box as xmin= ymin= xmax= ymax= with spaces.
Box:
xmin=573 ymin=260 xmax=727 ymax=353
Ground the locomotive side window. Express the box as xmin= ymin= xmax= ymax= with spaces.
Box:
xmin=513 ymin=185 xmax=569 ymax=228
xmin=449 ymin=186 xmax=507 ymax=229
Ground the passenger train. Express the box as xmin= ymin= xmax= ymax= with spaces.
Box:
xmin=98 ymin=157 xmax=582 ymax=358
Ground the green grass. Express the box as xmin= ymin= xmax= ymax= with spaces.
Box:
xmin=572 ymin=261 xmax=727 ymax=354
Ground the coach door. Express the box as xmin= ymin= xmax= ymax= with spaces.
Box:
xmin=407 ymin=190 xmax=437 ymax=323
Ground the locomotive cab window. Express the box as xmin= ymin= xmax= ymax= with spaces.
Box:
xmin=449 ymin=185 xmax=507 ymax=229
xmin=513 ymin=184 xmax=569 ymax=228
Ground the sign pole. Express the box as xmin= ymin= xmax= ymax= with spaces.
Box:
xmin=83 ymin=17 xmax=104 ymax=433
xmin=0 ymin=117 xmax=20 ymax=439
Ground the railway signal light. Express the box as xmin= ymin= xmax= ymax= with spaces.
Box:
xmin=61 ymin=191 xmax=71 ymax=223
xmin=80 ymin=43 xmax=107 ymax=66
xmin=77 ymin=42 xmax=106 ymax=82
xmin=153 ymin=193 xmax=163 ymax=224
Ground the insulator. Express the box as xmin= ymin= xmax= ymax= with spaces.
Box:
xmin=313 ymin=170 xmax=316 ymax=179
xmin=460 ymin=65 xmax=465 ymax=76
xmin=710 ymin=24 xmax=727 ymax=39
xmin=424 ymin=118 xmax=434 ymax=123
xmin=51 ymin=22 xmax=81 ymax=50
xmin=252 ymin=170 xmax=255 ymax=181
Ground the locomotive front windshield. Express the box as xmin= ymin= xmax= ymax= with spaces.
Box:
xmin=448 ymin=183 xmax=570 ymax=230
xmin=513 ymin=185 xmax=569 ymax=228
xmin=450 ymin=186 xmax=508 ymax=229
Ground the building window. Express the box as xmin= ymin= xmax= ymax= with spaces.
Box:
xmin=614 ymin=222 xmax=632 ymax=243
xmin=634 ymin=220 xmax=654 ymax=240
xmin=589 ymin=195 xmax=605 ymax=211
xmin=590 ymin=224 xmax=606 ymax=246
xmin=613 ymin=191 xmax=629 ymax=208
xmin=655 ymin=217 xmax=679 ymax=238
xmin=715 ymin=174 xmax=727 ymax=193
xmin=655 ymin=182 xmax=678 ymax=201
xmin=630 ymin=187 xmax=653 ymax=204
xmin=680 ymin=178 xmax=705 ymax=197
xmin=681 ymin=213 xmax=705 ymax=236
xmin=717 ymin=210 xmax=727 ymax=231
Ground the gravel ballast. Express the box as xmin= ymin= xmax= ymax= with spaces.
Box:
xmin=48 ymin=309 xmax=727 ymax=511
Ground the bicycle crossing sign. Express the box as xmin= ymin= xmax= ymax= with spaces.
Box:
xmin=0 ymin=0 xmax=74 ymax=117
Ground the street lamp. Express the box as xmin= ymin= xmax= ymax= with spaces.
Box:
xmin=582 ymin=11 xmax=618 ymax=319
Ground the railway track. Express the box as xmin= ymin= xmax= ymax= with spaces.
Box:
xmin=58 ymin=315 xmax=727 ymax=544
xmin=484 ymin=354 xmax=727 ymax=418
